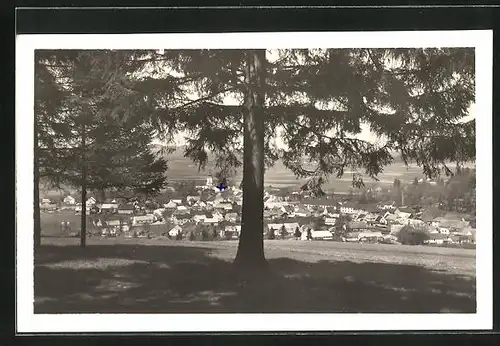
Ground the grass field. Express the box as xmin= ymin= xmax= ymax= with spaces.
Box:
xmin=34 ymin=237 xmax=476 ymax=314
xmin=165 ymin=150 xmax=426 ymax=192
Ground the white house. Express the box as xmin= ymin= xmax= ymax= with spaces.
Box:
xmin=203 ymin=218 xmax=219 ymax=225
xmin=439 ymin=227 xmax=450 ymax=235
xmin=311 ymin=230 xmax=333 ymax=240
xmin=212 ymin=211 xmax=224 ymax=222
xmin=100 ymin=203 xmax=118 ymax=213
xmin=324 ymin=217 xmax=337 ymax=226
xmin=225 ymin=225 xmax=241 ymax=234
xmin=63 ymin=196 xmax=76 ymax=205
xmin=168 ymin=225 xmax=183 ymax=237
xmin=193 ymin=214 xmax=207 ymax=223
xmin=171 ymin=199 xmax=183 ymax=204
xmin=164 ymin=201 xmax=177 ymax=209
xmin=87 ymin=197 xmax=97 ymax=205
xmin=177 ymin=205 xmax=189 ymax=212
xmin=132 ymin=214 xmax=155 ymax=226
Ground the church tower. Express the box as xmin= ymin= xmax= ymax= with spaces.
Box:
xmin=206 ymin=173 xmax=213 ymax=187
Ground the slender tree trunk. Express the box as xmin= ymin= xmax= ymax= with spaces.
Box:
xmin=80 ymin=123 xmax=87 ymax=247
xmin=34 ymin=118 xmax=42 ymax=249
xmin=234 ymin=50 xmax=268 ymax=270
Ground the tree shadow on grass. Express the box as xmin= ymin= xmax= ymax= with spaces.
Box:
xmin=34 ymin=244 xmax=476 ymax=314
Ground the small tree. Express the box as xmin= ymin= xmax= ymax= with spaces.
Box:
xmin=294 ymin=226 xmax=302 ymax=239
xmin=267 ymin=228 xmax=276 ymax=240
xmin=201 ymin=227 xmax=209 ymax=241
xmin=280 ymin=225 xmax=288 ymax=239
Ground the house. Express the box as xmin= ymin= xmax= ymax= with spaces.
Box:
xmin=215 ymin=203 xmax=233 ymax=211
xmin=171 ymin=199 xmax=183 ymax=204
xmin=168 ymin=225 xmax=183 ymax=237
xmin=348 ymin=221 xmax=371 ymax=231
xmin=105 ymin=219 xmax=122 ymax=232
xmin=343 ymin=232 xmax=361 ymax=242
xmin=163 ymin=201 xmax=177 ymax=209
xmin=339 ymin=203 xmax=359 ymax=215
xmin=117 ymin=204 xmax=135 ymax=215
xmin=425 ymin=233 xmax=450 ymax=245
xmin=186 ymin=195 xmax=201 ymax=203
xmin=225 ymin=225 xmax=241 ymax=235
xmin=87 ymin=197 xmax=97 ymax=205
xmin=132 ymin=214 xmax=155 ymax=226
xmin=389 ymin=223 xmax=404 ymax=235
xmin=203 ymin=217 xmax=219 ymax=225
xmin=324 ymin=217 xmax=337 ymax=226
xmin=294 ymin=206 xmax=311 ymax=217
xmin=358 ymin=231 xmax=384 ymax=242
xmin=375 ymin=215 xmax=388 ymax=225
xmin=192 ymin=214 xmax=207 ymax=223
xmin=394 ymin=208 xmax=413 ymax=219
xmin=433 ymin=218 xmax=470 ymax=231
xmin=283 ymin=222 xmax=300 ymax=233
xmin=264 ymin=209 xmax=279 ymax=219
xmin=311 ymin=230 xmax=333 ymax=240
xmin=40 ymin=203 xmax=58 ymax=210
xmin=212 ymin=211 xmax=224 ymax=222
xmin=63 ymin=196 xmax=76 ymax=205
xmin=224 ymin=212 xmax=238 ymax=222
xmin=363 ymin=212 xmax=380 ymax=224
xmin=41 ymin=198 xmax=52 ymax=205
xmin=176 ymin=205 xmax=189 ymax=212
xmin=100 ymin=203 xmax=118 ymax=213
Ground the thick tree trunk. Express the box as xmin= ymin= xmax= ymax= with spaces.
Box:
xmin=80 ymin=123 xmax=87 ymax=247
xmin=34 ymin=119 xmax=42 ymax=249
xmin=234 ymin=50 xmax=268 ymax=270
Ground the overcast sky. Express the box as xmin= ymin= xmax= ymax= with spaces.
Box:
xmin=154 ymin=49 xmax=476 ymax=149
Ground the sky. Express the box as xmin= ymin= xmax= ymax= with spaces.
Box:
xmin=153 ymin=49 xmax=476 ymax=149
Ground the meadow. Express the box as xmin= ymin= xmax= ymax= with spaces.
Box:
xmin=165 ymin=147 xmax=426 ymax=192
xmin=34 ymin=237 xmax=476 ymax=314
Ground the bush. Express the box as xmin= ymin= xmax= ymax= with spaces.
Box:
xmin=267 ymin=228 xmax=275 ymax=240
xmin=397 ymin=225 xmax=429 ymax=245
xmin=189 ymin=231 xmax=195 ymax=241
xmin=294 ymin=227 xmax=302 ymax=238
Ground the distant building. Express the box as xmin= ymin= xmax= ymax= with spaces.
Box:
xmin=63 ymin=196 xmax=76 ymax=205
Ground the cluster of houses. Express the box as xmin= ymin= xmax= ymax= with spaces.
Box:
xmin=41 ymin=174 xmax=476 ymax=246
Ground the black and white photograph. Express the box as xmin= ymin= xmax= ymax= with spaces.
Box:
xmin=16 ymin=30 xmax=492 ymax=332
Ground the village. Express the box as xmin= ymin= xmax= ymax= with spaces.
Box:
xmin=38 ymin=173 xmax=477 ymax=248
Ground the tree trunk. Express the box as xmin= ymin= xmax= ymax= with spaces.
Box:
xmin=234 ymin=50 xmax=268 ymax=270
xmin=34 ymin=118 xmax=42 ymax=249
xmin=80 ymin=123 xmax=87 ymax=247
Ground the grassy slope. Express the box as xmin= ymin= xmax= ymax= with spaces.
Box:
xmin=34 ymin=237 xmax=476 ymax=314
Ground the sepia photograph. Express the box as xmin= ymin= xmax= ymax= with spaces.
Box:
xmin=16 ymin=31 xmax=492 ymax=332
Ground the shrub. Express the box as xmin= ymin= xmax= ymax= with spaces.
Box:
xmin=397 ymin=225 xmax=429 ymax=245
xmin=267 ymin=228 xmax=275 ymax=240
xmin=294 ymin=227 xmax=302 ymax=238
xmin=280 ymin=225 xmax=288 ymax=239
xmin=201 ymin=228 xmax=209 ymax=241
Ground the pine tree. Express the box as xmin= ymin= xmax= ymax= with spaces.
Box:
xmin=48 ymin=48 xmax=475 ymax=269
xmin=35 ymin=50 xmax=168 ymax=246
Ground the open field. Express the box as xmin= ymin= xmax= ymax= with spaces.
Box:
xmin=165 ymin=151 xmax=426 ymax=192
xmin=35 ymin=237 xmax=476 ymax=313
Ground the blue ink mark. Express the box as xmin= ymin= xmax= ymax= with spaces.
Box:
xmin=217 ymin=182 xmax=227 ymax=192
